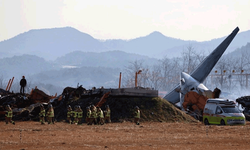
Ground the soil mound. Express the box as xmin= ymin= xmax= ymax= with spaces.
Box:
xmin=54 ymin=96 xmax=197 ymax=123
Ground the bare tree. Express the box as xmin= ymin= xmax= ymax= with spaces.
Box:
xmin=235 ymin=47 xmax=250 ymax=89
xmin=148 ymin=64 xmax=162 ymax=90
xmin=159 ymin=57 xmax=171 ymax=90
xmin=139 ymin=68 xmax=150 ymax=88
xmin=159 ymin=57 xmax=181 ymax=91
xmin=182 ymin=45 xmax=196 ymax=74
xmin=225 ymin=56 xmax=239 ymax=91
xmin=181 ymin=44 xmax=206 ymax=74
xmin=123 ymin=60 xmax=144 ymax=88
xmin=214 ymin=56 xmax=230 ymax=89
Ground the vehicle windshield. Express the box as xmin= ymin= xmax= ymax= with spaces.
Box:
xmin=221 ymin=106 xmax=241 ymax=113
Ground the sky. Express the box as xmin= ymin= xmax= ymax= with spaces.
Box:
xmin=0 ymin=0 xmax=249 ymax=42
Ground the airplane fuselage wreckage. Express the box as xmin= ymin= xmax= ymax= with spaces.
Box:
xmin=163 ymin=27 xmax=240 ymax=112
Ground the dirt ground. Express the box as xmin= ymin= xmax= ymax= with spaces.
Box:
xmin=0 ymin=121 xmax=250 ymax=150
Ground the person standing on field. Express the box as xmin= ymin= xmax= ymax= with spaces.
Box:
xmin=86 ymin=107 xmax=91 ymax=125
xmin=39 ymin=104 xmax=45 ymax=125
xmin=5 ymin=105 xmax=15 ymax=125
xmin=77 ymin=106 xmax=83 ymax=125
xmin=104 ymin=105 xmax=111 ymax=123
xmin=67 ymin=105 xmax=73 ymax=124
xmin=88 ymin=105 xmax=97 ymax=125
xmin=134 ymin=106 xmax=140 ymax=125
xmin=73 ymin=106 xmax=79 ymax=124
xmin=46 ymin=104 xmax=54 ymax=124
xmin=96 ymin=107 xmax=104 ymax=125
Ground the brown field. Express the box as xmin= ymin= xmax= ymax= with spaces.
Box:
xmin=0 ymin=121 xmax=250 ymax=150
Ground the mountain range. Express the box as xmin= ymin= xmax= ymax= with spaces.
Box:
xmin=0 ymin=51 xmax=159 ymax=94
xmin=54 ymin=50 xmax=159 ymax=68
xmin=0 ymin=26 xmax=249 ymax=95
xmin=1 ymin=27 xmax=249 ymax=61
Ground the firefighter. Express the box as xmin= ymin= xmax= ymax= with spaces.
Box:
xmin=67 ymin=105 xmax=73 ymax=124
xmin=46 ymin=104 xmax=54 ymax=124
xmin=104 ymin=105 xmax=111 ymax=123
xmin=86 ymin=107 xmax=91 ymax=125
xmin=93 ymin=105 xmax=97 ymax=124
xmin=96 ymin=107 xmax=104 ymax=125
xmin=73 ymin=105 xmax=78 ymax=124
xmin=39 ymin=104 xmax=45 ymax=125
xmin=89 ymin=105 xmax=97 ymax=125
xmin=5 ymin=105 xmax=15 ymax=125
xmin=77 ymin=106 xmax=83 ymax=125
xmin=134 ymin=106 xmax=140 ymax=125
xmin=20 ymin=76 xmax=27 ymax=94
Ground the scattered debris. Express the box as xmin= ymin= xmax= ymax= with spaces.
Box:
xmin=182 ymin=88 xmax=221 ymax=121
xmin=236 ymin=96 xmax=250 ymax=120
xmin=0 ymin=86 xmax=197 ymax=123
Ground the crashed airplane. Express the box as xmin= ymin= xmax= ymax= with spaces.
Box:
xmin=163 ymin=27 xmax=240 ymax=109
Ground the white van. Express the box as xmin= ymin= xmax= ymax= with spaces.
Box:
xmin=203 ymin=98 xmax=245 ymax=125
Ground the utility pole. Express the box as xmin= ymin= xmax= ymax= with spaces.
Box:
xmin=135 ymin=70 xmax=142 ymax=87
xmin=118 ymin=72 xmax=122 ymax=89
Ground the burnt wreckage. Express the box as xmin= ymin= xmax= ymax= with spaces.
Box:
xmin=0 ymin=86 xmax=158 ymax=122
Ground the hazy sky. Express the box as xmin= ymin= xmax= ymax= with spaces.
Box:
xmin=0 ymin=0 xmax=249 ymax=42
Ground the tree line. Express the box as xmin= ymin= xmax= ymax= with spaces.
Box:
xmin=122 ymin=43 xmax=250 ymax=97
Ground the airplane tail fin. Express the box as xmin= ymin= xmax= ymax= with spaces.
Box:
xmin=163 ymin=27 xmax=240 ymax=104
xmin=191 ymin=27 xmax=239 ymax=82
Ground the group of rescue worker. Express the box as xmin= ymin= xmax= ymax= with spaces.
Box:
xmin=4 ymin=103 xmax=140 ymax=125
xmin=39 ymin=104 xmax=54 ymax=124
xmin=4 ymin=76 xmax=141 ymax=125
xmin=67 ymin=104 xmax=111 ymax=125
xmin=3 ymin=76 xmax=140 ymax=125
xmin=66 ymin=105 xmax=83 ymax=125
xmin=65 ymin=104 xmax=140 ymax=125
